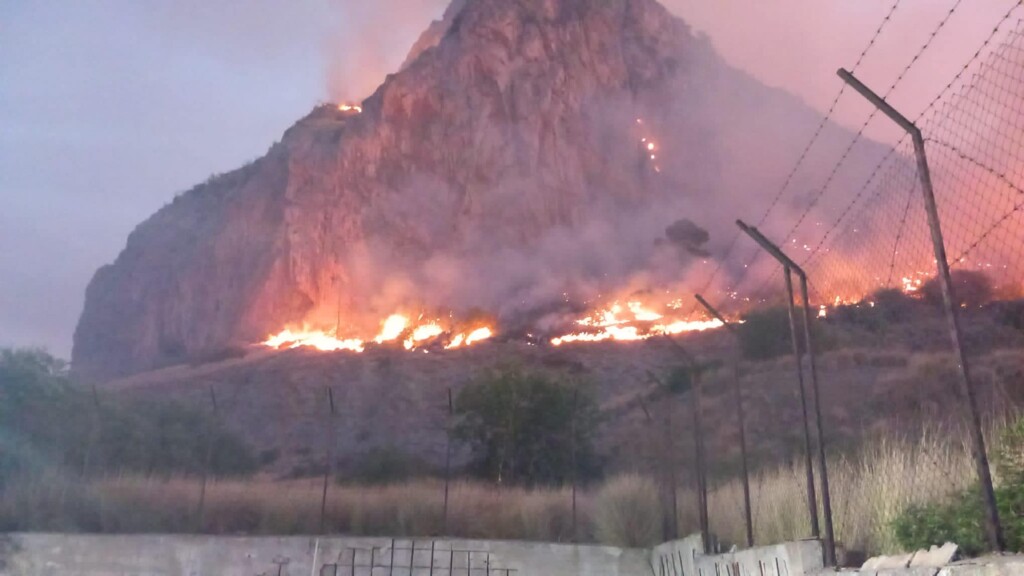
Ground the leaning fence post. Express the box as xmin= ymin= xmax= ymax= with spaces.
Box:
xmin=320 ymin=386 xmax=337 ymax=534
xmin=196 ymin=385 xmax=219 ymax=532
xmin=736 ymin=220 xmax=835 ymax=565
xmin=695 ymin=295 xmax=754 ymax=548
xmin=837 ymin=66 xmax=1004 ymax=552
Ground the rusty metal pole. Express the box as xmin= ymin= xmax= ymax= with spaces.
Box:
xmin=197 ymin=385 xmax=219 ymax=532
xmin=737 ymin=220 xmax=839 ymax=565
xmin=838 ymin=67 xmax=1005 ymax=552
xmin=741 ymin=220 xmax=835 ymax=565
xmin=737 ymin=222 xmax=821 ymax=541
xmin=320 ymin=386 xmax=337 ymax=534
xmin=694 ymin=295 xmax=754 ymax=548
xmin=798 ymin=273 xmax=837 ymax=566
xmin=782 ymin=267 xmax=822 ymax=540
xmin=443 ymin=388 xmax=454 ymax=536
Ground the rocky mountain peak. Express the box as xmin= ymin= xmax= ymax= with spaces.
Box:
xmin=72 ymin=0 xmax=882 ymax=381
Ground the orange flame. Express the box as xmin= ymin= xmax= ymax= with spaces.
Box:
xmin=551 ymin=300 xmax=723 ymax=346
xmin=263 ymin=313 xmax=494 ymax=354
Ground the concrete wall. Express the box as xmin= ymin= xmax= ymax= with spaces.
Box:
xmin=650 ymin=535 xmax=824 ymax=576
xmin=0 ymin=533 xmax=650 ymax=576
xmin=4 ymin=533 xmax=1020 ymax=576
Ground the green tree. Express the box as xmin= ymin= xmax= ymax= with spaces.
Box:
xmin=0 ymin=347 xmax=257 ymax=483
xmin=454 ymin=363 xmax=601 ymax=486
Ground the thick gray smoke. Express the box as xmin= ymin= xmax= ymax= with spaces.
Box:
xmin=310 ymin=0 xmax=1014 ymax=331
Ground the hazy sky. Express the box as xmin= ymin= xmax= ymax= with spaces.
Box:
xmin=0 ymin=0 xmax=1017 ymax=358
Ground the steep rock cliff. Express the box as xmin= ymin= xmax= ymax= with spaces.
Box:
xmin=74 ymin=0 xmax=882 ymax=380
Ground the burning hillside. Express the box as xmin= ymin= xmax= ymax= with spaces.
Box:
xmin=72 ymin=0 xmax=890 ymax=380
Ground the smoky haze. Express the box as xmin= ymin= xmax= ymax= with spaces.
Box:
xmin=0 ymin=0 xmax=1015 ymax=357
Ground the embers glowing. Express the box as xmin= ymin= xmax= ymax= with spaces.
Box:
xmin=338 ymin=103 xmax=363 ymax=113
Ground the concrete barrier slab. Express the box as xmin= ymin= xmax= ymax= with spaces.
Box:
xmin=910 ymin=544 xmax=958 ymax=568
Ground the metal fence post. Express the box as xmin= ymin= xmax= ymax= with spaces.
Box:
xmin=838 ymin=67 xmax=1005 ymax=552
xmin=694 ymin=295 xmax=754 ymax=548
xmin=196 ymin=385 xmax=219 ymax=532
xmin=797 ymin=272 xmax=837 ymax=565
xmin=82 ymin=384 xmax=102 ymax=478
xmin=653 ymin=335 xmax=711 ymax=552
xmin=647 ymin=370 xmax=680 ymax=541
xmin=444 ymin=387 xmax=454 ymax=536
xmin=320 ymin=386 xmax=337 ymax=534
xmin=570 ymin=387 xmax=579 ymax=543
xmin=692 ymin=365 xmax=710 ymax=553
xmin=737 ymin=220 xmax=836 ymax=565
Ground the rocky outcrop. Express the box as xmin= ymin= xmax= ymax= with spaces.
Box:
xmin=73 ymin=0 xmax=884 ymax=380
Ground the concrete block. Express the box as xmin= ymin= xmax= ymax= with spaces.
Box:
xmin=866 ymin=552 xmax=915 ymax=570
xmin=910 ymin=543 xmax=958 ymax=568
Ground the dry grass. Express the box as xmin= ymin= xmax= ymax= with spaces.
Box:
xmin=2 ymin=423 xmax=1011 ymax=556
xmin=591 ymin=474 xmax=662 ymax=548
xmin=694 ymin=426 xmax=987 ymax=555
xmin=0 ymin=474 xmax=607 ymax=544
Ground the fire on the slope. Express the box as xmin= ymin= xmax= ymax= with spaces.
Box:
xmin=263 ymin=313 xmax=493 ymax=353
xmin=550 ymin=301 xmax=722 ymax=345
xmin=261 ymin=296 xmax=725 ymax=354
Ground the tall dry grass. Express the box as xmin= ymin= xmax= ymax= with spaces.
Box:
xmin=591 ymin=474 xmax=663 ymax=547
xmin=1 ymin=423 xmax=1010 ymax=555
xmin=0 ymin=474 xmax=604 ymax=543
xmin=694 ymin=427 xmax=983 ymax=555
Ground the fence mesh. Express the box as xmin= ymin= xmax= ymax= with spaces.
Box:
xmin=690 ymin=11 xmax=1024 ymax=559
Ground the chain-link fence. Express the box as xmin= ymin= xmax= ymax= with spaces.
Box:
xmin=685 ymin=4 xmax=1024 ymax=563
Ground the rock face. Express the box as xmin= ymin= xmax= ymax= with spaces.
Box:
xmin=74 ymin=0 xmax=881 ymax=380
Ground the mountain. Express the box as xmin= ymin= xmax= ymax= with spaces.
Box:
xmin=73 ymin=0 xmax=885 ymax=381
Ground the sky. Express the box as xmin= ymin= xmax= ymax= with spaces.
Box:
xmin=0 ymin=0 xmax=1018 ymax=358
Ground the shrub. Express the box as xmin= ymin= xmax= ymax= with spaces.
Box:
xmin=454 ymin=363 xmax=602 ymax=486
xmin=591 ymin=474 xmax=662 ymax=548
xmin=921 ymin=270 xmax=994 ymax=307
xmin=995 ymin=301 xmax=1024 ymax=333
xmin=353 ymin=447 xmax=431 ymax=485
xmin=0 ymin=347 xmax=257 ymax=482
xmin=737 ymin=307 xmax=794 ymax=360
xmin=892 ymin=418 xmax=1024 ymax=555
xmin=737 ymin=307 xmax=831 ymax=360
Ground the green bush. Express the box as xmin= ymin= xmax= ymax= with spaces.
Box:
xmin=353 ymin=447 xmax=431 ymax=485
xmin=892 ymin=418 xmax=1024 ymax=555
xmin=0 ymin=348 xmax=257 ymax=482
xmin=737 ymin=307 xmax=832 ymax=360
xmin=454 ymin=363 xmax=602 ymax=486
